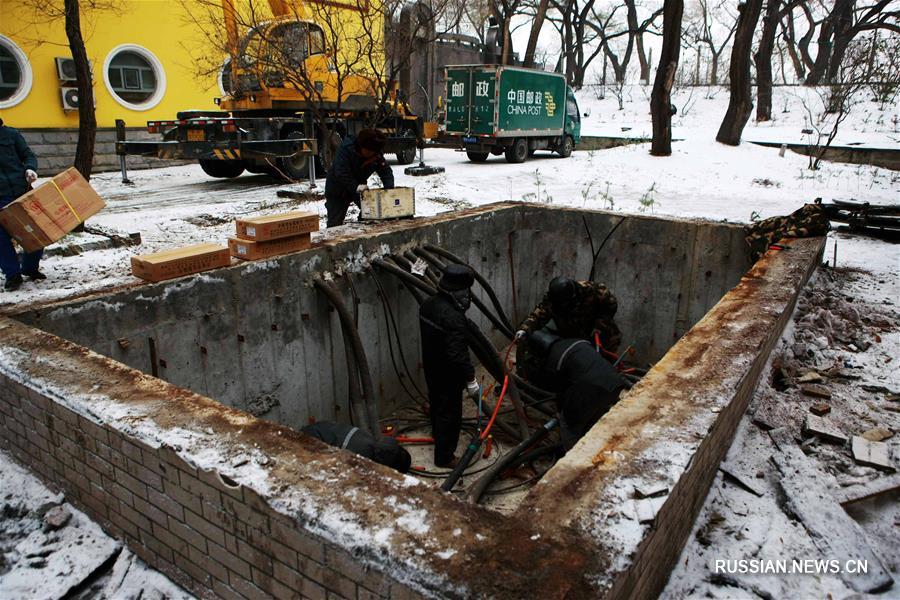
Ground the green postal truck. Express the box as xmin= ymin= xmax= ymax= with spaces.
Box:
xmin=444 ymin=65 xmax=581 ymax=163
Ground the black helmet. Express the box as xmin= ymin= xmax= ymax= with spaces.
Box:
xmin=548 ymin=277 xmax=577 ymax=311
xmin=439 ymin=264 xmax=475 ymax=292
xmin=357 ymin=128 xmax=387 ymax=152
xmin=528 ymin=329 xmax=559 ymax=357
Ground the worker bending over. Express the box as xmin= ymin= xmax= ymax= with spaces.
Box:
xmin=527 ymin=331 xmax=627 ymax=449
xmin=516 ymin=276 xmax=621 ymax=353
xmin=302 ymin=421 xmax=411 ymax=474
xmin=324 ymin=128 xmax=394 ymax=227
xmin=419 ymin=265 xmax=481 ymax=468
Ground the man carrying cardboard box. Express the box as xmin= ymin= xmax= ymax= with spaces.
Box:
xmin=0 ymin=118 xmax=43 ymax=291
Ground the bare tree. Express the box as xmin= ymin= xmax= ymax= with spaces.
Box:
xmin=523 ymin=0 xmax=551 ymax=67
xmin=548 ymin=0 xmax=604 ymax=87
xmin=585 ymin=0 xmax=663 ymax=84
xmin=805 ymin=0 xmax=900 ymax=85
xmin=716 ymin=0 xmax=764 ymax=145
xmin=683 ymin=0 xmax=738 ymax=85
xmin=650 ymin=0 xmax=684 ymax=156
xmin=490 ymin=0 xmax=525 ymax=64
xmin=17 ymin=0 xmax=120 ymax=179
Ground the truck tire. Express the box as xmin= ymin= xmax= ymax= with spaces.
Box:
xmin=505 ymin=138 xmax=528 ymax=163
xmin=396 ymin=146 xmax=417 ymax=165
xmin=558 ymin=135 xmax=574 ymax=158
xmin=277 ymin=130 xmax=311 ymax=180
xmin=466 ymin=151 xmax=489 ymax=162
xmin=199 ymin=159 xmax=245 ymax=178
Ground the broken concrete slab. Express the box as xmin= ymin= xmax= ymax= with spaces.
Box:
xmin=851 ymin=436 xmax=896 ymax=471
xmin=635 ymin=496 xmax=667 ymax=524
xmin=770 ymin=435 xmax=894 ymax=593
xmin=634 ymin=482 xmax=669 ymax=499
xmin=803 ymin=414 xmax=848 ymax=444
xmin=801 ymin=383 xmax=832 ymax=399
xmin=798 ymin=371 xmax=824 ymax=383
xmin=833 ymin=474 xmax=900 ymax=506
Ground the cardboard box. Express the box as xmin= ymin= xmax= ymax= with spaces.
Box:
xmin=131 ymin=243 xmax=231 ymax=283
xmin=235 ymin=211 xmax=319 ymax=241
xmin=229 ymin=233 xmax=311 ymax=261
xmin=0 ymin=167 xmax=106 ymax=252
xmin=360 ymin=187 xmax=415 ymax=220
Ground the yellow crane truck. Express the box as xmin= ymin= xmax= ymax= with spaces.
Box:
xmin=116 ymin=0 xmax=423 ymax=180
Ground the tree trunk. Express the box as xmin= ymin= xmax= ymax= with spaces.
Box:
xmin=64 ymin=0 xmax=96 ymax=180
xmin=716 ymin=0 xmax=764 ymax=145
xmin=709 ymin=51 xmax=719 ymax=85
xmin=754 ymin=0 xmax=780 ymax=122
xmin=523 ymin=0 xmax=549 ymax=67
xmin=694 ymin=45 xmax=701 ymax=85
xmin=650 ymin=0 xmax=683 ymax=156
xmin=781 ymin=14 xmax=806 ymax=80
xmin=825 ymin=0 xmax=855 ymax=83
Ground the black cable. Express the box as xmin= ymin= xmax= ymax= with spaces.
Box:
xmin=424 ymin=244 xmax=514 ymax=333
xmin=369 ymin=270 xmax=427 ymax=405
xmin=589 ymin=217 xmax=626 ymax=282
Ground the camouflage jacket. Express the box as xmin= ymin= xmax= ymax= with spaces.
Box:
xmin=745 ymin=204 xmax=830 ymax=261
xmin=520 ymin=280 xmax=621 ymax=351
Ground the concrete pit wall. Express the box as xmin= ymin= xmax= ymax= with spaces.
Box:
xmin=0 ymin=204 xmax=824 ymax=599
xmin=16 ymin=204 xmax=749 ymax=433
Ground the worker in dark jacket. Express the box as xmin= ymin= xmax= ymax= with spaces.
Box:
xmin=528 ymin=330 xmax=626 ymax=449
xmin=516 ymin=277 xmax=620 ymax=353
xmin=419 ymin=264 xmax=480 ymax=468
xmin=0 ymin=118 xmax=43 ymax=292
xmin=324 ymin=128 xmax=394 ymax=227
xmin=301 ymin=421 xmax=412 ymax=474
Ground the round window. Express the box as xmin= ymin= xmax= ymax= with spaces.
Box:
xmin=0 ymin=35 xmax=32 ymax=108
xmin=103 ymin=44 xmax=166 ymax=110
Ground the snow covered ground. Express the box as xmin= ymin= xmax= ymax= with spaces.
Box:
xmin=0 ymin=84 xmax=897 ymax=597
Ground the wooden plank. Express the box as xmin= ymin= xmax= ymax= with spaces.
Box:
xmin=770 ymin=432 xmax=894 ymax=593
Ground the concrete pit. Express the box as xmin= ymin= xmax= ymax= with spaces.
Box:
xmin=0 ymin=203 xmax=823 ymax=599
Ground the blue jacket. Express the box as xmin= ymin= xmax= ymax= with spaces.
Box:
xmin=325 ymin=135 xmax=394 ymax=198
xmin=0 ymin=125 xmax=37 ymax=198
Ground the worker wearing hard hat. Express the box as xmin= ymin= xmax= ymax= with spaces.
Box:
xmin=419 ymin=265 xmax=481 ymax=468
xmin=324 ymin=128 xmax=394 ymax=227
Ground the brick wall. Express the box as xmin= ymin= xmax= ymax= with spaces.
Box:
xmin=0 ymin=376 xmax=422 ymax=600
xmin=21 ymin=128 xmax=190 ymax=175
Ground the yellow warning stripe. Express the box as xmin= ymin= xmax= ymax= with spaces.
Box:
xmin=50 ymin=179 xmax=82 ymax=222
xmin=212 ymin=149 xmax=241 ymax=160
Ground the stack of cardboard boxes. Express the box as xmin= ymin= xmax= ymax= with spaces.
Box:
xmin=229 ymin=210 xmax=319 ymax=260
xmin=130 ymin=210 xmax=319 ymax=283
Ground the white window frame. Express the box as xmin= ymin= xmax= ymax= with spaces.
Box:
xmin=102 ymin=44 xmax=166 ymax=111
xmin=0 ymin=35 xmax=33 ymax=109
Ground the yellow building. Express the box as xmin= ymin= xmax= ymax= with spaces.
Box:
xmin=0 ymin=1 xmax=231 ymax=172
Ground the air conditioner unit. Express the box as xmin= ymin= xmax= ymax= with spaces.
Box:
xmin=55 ymin=57 xmax=93 ymax=81
xmin=56 ymin=57 xmax=77 ymax=81
xmin=60 ymin=87 xmax=82 ymax=111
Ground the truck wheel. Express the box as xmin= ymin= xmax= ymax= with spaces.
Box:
xmin=558 ymin=135 xmax=574 ymax=158
xmin=505 ymin=138 xmax=528 ymax=163
xmin=466 ymin=151 xmax=489 ymax=162
xmin=396 ymin=146 xmax=417 ymax=165
xmin=199 ymin=159 xmax=245 ymax=178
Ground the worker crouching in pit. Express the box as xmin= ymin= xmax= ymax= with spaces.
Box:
xmin=302 ymin=421 xmax=412 ymax=474
xmin=527 ymin=330 xmax=627 ymax=449
xmin=419 ymin=264 xmax=481 ymax=469
xmin=515 ymin=276 xmax=621 ymax=388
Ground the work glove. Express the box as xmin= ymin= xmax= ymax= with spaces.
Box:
xmin=25 ymin=169 xmax=37 ymax=184
xmin=514 ymin=330 xmax=527 ymax=342
xmin=465 ymin=380 xmax=481 ymax=401
xmin=356 ymin=184 xmax=368 ymax=193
